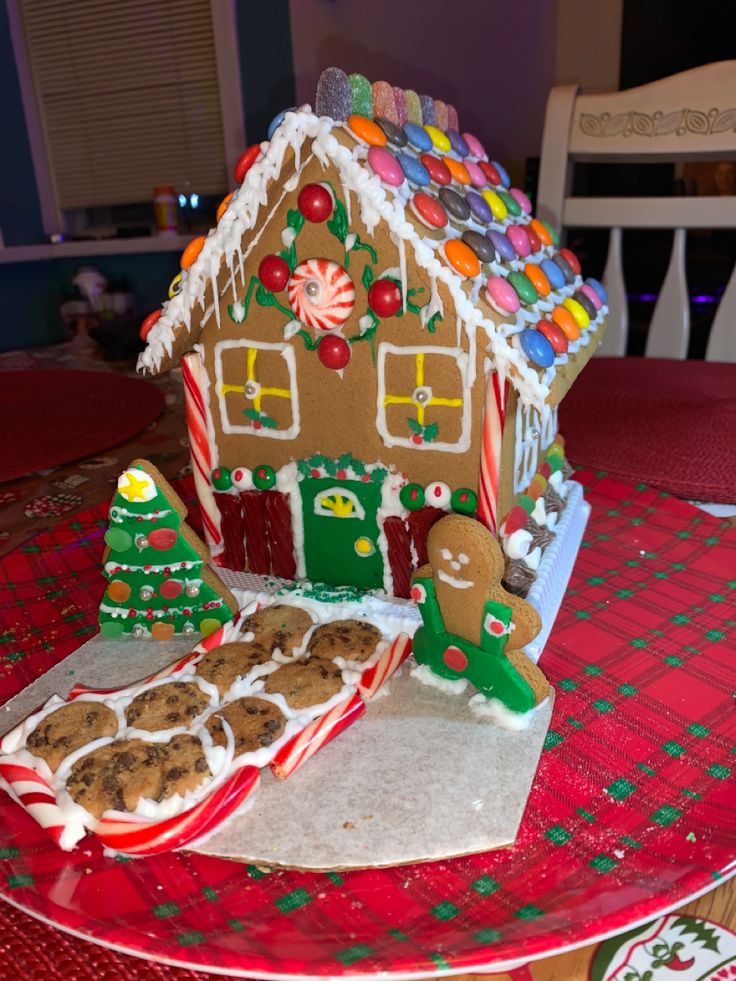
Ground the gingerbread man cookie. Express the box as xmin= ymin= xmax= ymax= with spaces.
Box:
xmin=411 ymin=514 xmax=549 ymax=714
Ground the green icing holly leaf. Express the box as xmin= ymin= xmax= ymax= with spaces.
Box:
xmin=407 ymin=417 xmax=423 ymax=435
xmin=426 ymin=311 xmax=443 ymax=333
xmin=350 ymin=457 xmax=366 ymax=476
xmin=244 ymin=408 xmax=278 ymax=429
xmin=351 ymin=236 xmax=377 ymax=263
xmin=362 ymin=264 xmax=374 ymax=291
xmin=279 ymin=240 xmax=297 ymax=272
xmin=327 ymin=198 xmax=348 ymax=244
xmin=423 ymin=422 xmax=439 ymax=443
xmin=286 ymin=208 xmax=305 ymax=233
xmin=369 ymin=468 xmax=387 ymax=485
xmin=296 ymin=460 xmax=311 ymax=478
xmin=337 ymin=452 xmax=354 ymax=471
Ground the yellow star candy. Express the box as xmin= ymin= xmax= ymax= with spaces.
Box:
xmin=118 ymin=470 xmax=152 ymax=502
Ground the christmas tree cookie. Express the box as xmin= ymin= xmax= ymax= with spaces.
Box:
xmin=411 ymin=515 xmax=550 ymax=715
xmin=99 ymin=460 xmax=238 ymax=640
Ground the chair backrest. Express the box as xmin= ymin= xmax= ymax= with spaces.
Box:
xmin=536 ymin=61 xmax=736 ymax=361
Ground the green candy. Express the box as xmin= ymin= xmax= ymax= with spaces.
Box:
xmin=548 ymin=455 xmax=563 ymax=473
xmin=519 ymin=494 xmax=536 ymax=514
xmin=253 ymin=464 xmax=276 ymax=490
xmin=508 ymin=271 xmax=538 ymax=305
xmin=211 ymin=466 xmax=232 ymax=491
xmin=400 ymin=483 xmax=425 ymax=510
xmin=104 ymin=527 xmax=132 ymax=552
xmin=498 ymin=191 xmax=521 ymax=217
xmin=451 ymin=488 xmax=478 ymax=514
xmin=348 ymin=73 xmax=373 ymax=117
xmin=100 ymin=620 xmax=124 ymax=639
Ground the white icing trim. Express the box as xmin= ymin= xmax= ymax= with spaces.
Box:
xmin=213 ymin=338 xmax=300 ymax=439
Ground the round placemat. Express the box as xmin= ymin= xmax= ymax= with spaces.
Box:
xmin=0 ymin=370 xmax=165 ymax=483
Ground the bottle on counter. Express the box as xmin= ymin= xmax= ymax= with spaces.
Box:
xmin=153 ymin=185 xmax=178 ymax=235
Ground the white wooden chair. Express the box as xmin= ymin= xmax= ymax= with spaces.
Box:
xmin=536 ymin=61 xmax=736 ymax=361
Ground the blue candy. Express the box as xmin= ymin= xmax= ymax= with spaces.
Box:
xmin=541 ymin=258 xmax=566 ymax=290
xmin=491 ymin=159 xmax=511 ymax=188
xmin=403 ymin=122 xmax=432 ymax=152
xmin=520 ymin=328 xmax=555 ymax=368
xmin=446 ymin=129 xmax=469 ymax=157
xmin=267 ymin=108 xmax=295 ymax=140
xmin=465 ymin=190 xmax=493 ymax=224
xmin=487 ymin=229 xmax=515 ymax=262
xmin=586 ymin=277 xmax=608 ymax=304
xmin=397 ymin=153 xmax=430 ymax=186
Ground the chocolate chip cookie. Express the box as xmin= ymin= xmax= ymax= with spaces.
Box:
xmin=66 ymin=739 xmax=165 ymax=818
xmin=26 ymin=701 xmax=118 ymax=772
xmin=308 ymin=620 xmax=382 ymax=663
xmin=195 ymin=641 xmax=273 ymax=696
xmin=263 ymin=657 xmax=345 ymax=711
xmin=240 ymin=604 xmax=315 ymax=655
xmin=204 ymin=698 xmax=286 ymax=755
xmin=160 ymin=733 xmax=211 ymax=800
xmin=124 ymin=681 xmax=209 ymax=731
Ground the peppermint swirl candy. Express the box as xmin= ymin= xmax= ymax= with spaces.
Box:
xmin=288 ymin=258 xmax=355 ymax=331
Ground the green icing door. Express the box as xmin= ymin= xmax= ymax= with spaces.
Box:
xmin=299 ymin=475 xmax=384 ymax=589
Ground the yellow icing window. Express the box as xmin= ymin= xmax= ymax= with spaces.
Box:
xmin=376 ymin=342 xmax=472 ymax=452
xmin=214 ymin=339 xmax=300 ymax=439
xmin=313 ymin=488 xmax=365 ymax=519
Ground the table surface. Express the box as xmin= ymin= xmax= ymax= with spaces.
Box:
xmin=0 ymin=340 xmax=734 ymax=980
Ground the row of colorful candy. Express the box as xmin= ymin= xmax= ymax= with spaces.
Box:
xmin=513 ymin=277 xmax=609 ymax=369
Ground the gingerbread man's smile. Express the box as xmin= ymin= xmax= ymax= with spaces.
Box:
xmin=437 ymin=547 xmax=473 ymax=589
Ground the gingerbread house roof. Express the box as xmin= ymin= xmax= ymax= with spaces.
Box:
xmin=138 ymin=71 xmax=607 ymax=415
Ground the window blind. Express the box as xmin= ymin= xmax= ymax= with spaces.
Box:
xmin=18 ymin=0 xmax=229 ymax=210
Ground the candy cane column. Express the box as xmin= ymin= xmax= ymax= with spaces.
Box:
xmin=477 ymin=369 xmax=507 ymax=534
xmin=182 ymin=351 xmax=223 ymax=558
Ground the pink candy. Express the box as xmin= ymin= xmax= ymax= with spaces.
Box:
xmin=506 ymin=224 xmax=531 ymax=258
xmin=367 ymin=146 xmax=404 ymax=186
xmin=486 ymin=275 xmax=520 ymax=315
xmin=509 ymin=187 xmax=533 ymax=214
xmin=464 ymin=160 xmax=487 ymax=188
xmin=581 ymin=282 xmax=603 ymax=310
xmin=462 ymin=132 xmax=487 ymax=159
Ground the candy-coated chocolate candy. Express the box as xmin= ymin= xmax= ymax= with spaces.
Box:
xmin=586 ymin=277 xmax=608 ymax=303
xmin=580 ymin=282 xmax=602 ymax=311
xmin=258 ymin=254 xmax=290 ymax=292
xmin=519 ymin=494 xmax=536 ymax=514
xmin=439 ymin=187 xmax=470 ymax=221
xmin=508 ymin=270 xmax=538 ymax=305
xmin=466 ymin=190 xmax=493 ymax=224
xmin=573 ymin=290 xmax=598 ymax=320
xmin=267 ymin=108 xmax=292 ymax=140
xmin=108 ymin=579 xmax=131 ymax=603
xmin=446 ymin=129 xmax=469 ymax=157
xmin=368 ymin=278 xmax=402 ymax=317
xmin=524 ymin=263 xmax=551 ymax=296
xmin=403 ymin=90 xmax=423 ymax=126
xmin=403 ymin=122 xmax=432 ymax=151
xmin=419 ymin=94 xmax=435 ymax=125
xmin=393 ymin=86 xmax=408 ymax=125
xmin=525 ymin=224 xmax=542 ymax=253
xmin=253 ymin=465 xmax=276 ymax=490
xmin=551 ymin=253 xmax=575 ymax=284
xmin=424 ymin=124 xmax=451 ymax=152
xmin=426 ymin=481 xmax=451 ymax=507
xmin=451 ymin=488 xmax=478 ymax=514
xmin=445 ymin=158 xmax=471 ymax=185
xmin=199 ymin=618 xmax=222 ymax=638
xmin=100 ymin=621 xmax=124 ymax=639
xmin=318 ymin=334 xmax=351 ymax=370
xmin=400 ymin=483 xmax=425 ymax=510
xmin=148 ymin=528 xmax=178 ymax=551
xmin=348 ymin=114 xmax=387 ymax=146
xmin=462 ymin=230 xmax=496 ymax=263
xmin=216 ymin=192 xmax=234 ymax=222
xmin=420 ymin=153 xmax=451 ymax=186
xmin=491 ymin=159 xmax=511 ymax=188
xmin=519 ymin=328 xmax=555 ymax=368
xmin=462 ymin=132 xmax=486 ymax=158
xmin=498 ymin=190 xmax=521 ymax=217
xmin=530 ymin=218 xmax=553 ymax=247
xmin=551 ymin=304 xmax=581 ymax=340
xmin=211 ymin=466 xmax=232 ymax=490
xmin=504 ymin=505 xmax=528 ymax=535
xmin=298 ymin=183 xmax=333 ymax=222
xmin=487 ymin=228 xmax=515 ymax=261
xmin=348 ymin=73 xmax=373 ymax=117
xmin=367 ymin=146 xmax=404 ymax=186
xmin=463 ymin=159 xmax=486 ymax=188
xmin=372 ymin=80 xmax=398 ymax=123
xmin=536 ymin=318 xmax=568 ymax=353
xmin=167 ymin=273 xmax=183 ymax=300
xmin=506 ymin=224 xmax=531 ymax=258
xmin=411 ymin=192 xmax=448 ymax=228
xmin=398 ymin=153 xmax=430 ymax=186
xmin=316 ymin=67 xmax=352 ymax=120
xmin=541 ymin=258 xmax=565 ymax=290
xmin=481 ymin=189 xmax=508 ymax=221
xmin=180 ymin=236 xmax=205 ymax=271
xmin=486 ymin=275 xmax=520 ymax=315
xmin=234 ymin=144 xmax=261 ymax=184
xmin=433 ymin=99 xmax=449 ymax=131
xmin=559 ymin=247 xmax=581 ymax=276
xmin=562 ymin=296 xmax=590 ymax=328
xmin=542 ymin=220 xmax=559 ymax=246
xmin=375 ymin=116 xmax=407 ymax=147
xmin=509 ymin=187 xmax=532 ymax=213
xmin=444 ymin=239 xmax=481 ymax=279
xmin=139 ymin=309 xmax=162 ymax=341
xmin=479 ymin=160 xmax=503 ymax=185
xmin=104 ymin=528 xmax=132 ymax=552
xmin=160 ymin=579 xmax=184 ymax=600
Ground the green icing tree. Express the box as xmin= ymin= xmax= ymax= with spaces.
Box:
xmin=99 ymin=460 xmax=235 ymax=640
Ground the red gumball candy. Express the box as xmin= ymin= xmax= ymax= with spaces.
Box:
xmin=298 ymin=183 xmax=333 ymax=222
xmin=258 ymin=255 xmax=290 ymax=292
xmin=234 ymin=145 xmax=261 ymax=184
xmin=368 ymin=279 xmax=401 ymax=318
xmin=148 ymin=528 xmax=178 ymax=551
xmin=318 ymin=334 xmax=351 ymax=370
xmin=140 ymin=309 xmax=162 ymax=341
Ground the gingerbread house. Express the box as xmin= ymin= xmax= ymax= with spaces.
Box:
xmin=138 ymin=69 xmax=607 ymax=604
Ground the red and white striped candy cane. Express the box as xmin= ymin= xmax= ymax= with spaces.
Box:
xmin=95 ymin=765 xmax=260 ymax=856
xmin=0 ymin=761 xmax=69 ymax=849
xmin=477 ymin=371 xmax=507 ymax=534
xmin=182 ymin=352 xmax=223 ymax=557
xmin=358 ymin=634 xmax=412 ymax=700
xmin=270 ymin=692 xmax=365 ymax=780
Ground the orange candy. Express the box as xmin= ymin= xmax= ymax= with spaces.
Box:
xmin=527 ymin=478 xmax=544 ymax=501
xmin=151 ymin=622 xmax=175 ymax=641
xmin=551 ymin=304 xmax=581 ymax=340
xmin=216 ymin=192 xmax=234 ymax=222
xmin=107 ymin=580 xmax=131 ymax=603
xmin=524 ymin=263 xmax=551 ymax=296
xmin=444 ymin=239 xmax=481 ymax=278
xmin=348 ymin=114 xmax=387 ymax=146
xmin=444 ymin=157 xmax=471 ymax=185
xmin=181 ymin=236 xmax=205 ymax=271
xmin=530 ymin=218 xmax=553 ymax=247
